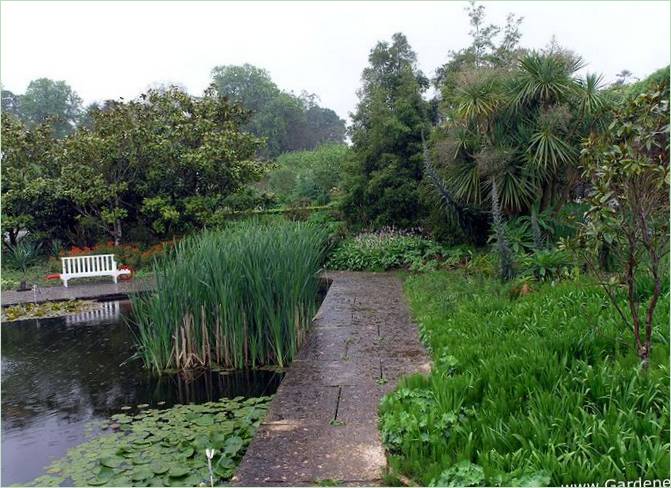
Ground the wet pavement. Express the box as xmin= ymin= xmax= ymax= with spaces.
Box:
xmin=233 ymin=271 xmax=431 ymax=486
xmin=1 ymin=278 xmax=155 ymax=306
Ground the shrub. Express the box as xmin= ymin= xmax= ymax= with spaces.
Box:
xmin=3 ymin=239 xmax=43 ymax=273
xmin=266 ymin=144 xmax=349 ymax=205
xmin=380 ymin=271 xmax=670 ymax=486
xmin=131 ymin=221 xmax=329 ymax=371
xmin=58 ymin=240 xmax=175 ymax=271
xmin=327 ymin=228 xmax=445 ymax=271
xmin=520 ymin=248 xmax=576 ymax=281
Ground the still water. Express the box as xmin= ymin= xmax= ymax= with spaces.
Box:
xmin=1 ymin=301 xmax=283 ymax=485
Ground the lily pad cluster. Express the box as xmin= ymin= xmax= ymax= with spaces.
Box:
xmin=2 ymin=300 xmax=98 ymax=322
xmin=26 ymin=396 xmax=271 ymax=487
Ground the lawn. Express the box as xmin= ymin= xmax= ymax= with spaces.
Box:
xmin=380 ymin=270 xmax=670 ymax=486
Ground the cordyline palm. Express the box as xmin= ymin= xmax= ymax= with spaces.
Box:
xmin=446 ymin=68 xmax=535 ymax=213
xmin=440 ymin=68 xmax=525 ymax=279
xmin=513 ymin=52 xmax=606 ymax=216
xmin=430 ymin=52 xmax=606 ymax=275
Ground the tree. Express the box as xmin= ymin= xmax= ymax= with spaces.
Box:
xmin=342 ymin=33 xmax=431 ymax=228
xmin=1 ymin=89 xmax=21 ymax=118
xmin=431 ymin=49 xmax=607 ymax=246
xmin=18 ymin=78 xmax=83 ymax=137
xmin=1 ymin=115 xmax=61 ymax=245
xmin=434 ymin=2 xmax=524 ymax=94
xmin=579 ymin=82 xmax=669 ymax=368
xmin=58 ymin=85 xmax=266 ymax=244
xmin=211 ymin=64 xmax=345 ymax=156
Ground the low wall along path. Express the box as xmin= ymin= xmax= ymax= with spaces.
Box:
xmin=233 ymin=271 xmax=431 ymax=486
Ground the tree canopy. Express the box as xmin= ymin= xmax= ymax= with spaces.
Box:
xmin=2 ymin=86 xmax=267 ymax=246
xmin=211 ymin=64 xmax=346 ymax=157
xmin=341 ymin=33 xmax=431 ymax=228
xmin=3 ymin=78 xmax=83 ymax=138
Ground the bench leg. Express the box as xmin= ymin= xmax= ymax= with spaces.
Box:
xmin=113 ymin=275 xmax=118 ymax=284
xmin=63 ymin=278 xmax=68 ymax=288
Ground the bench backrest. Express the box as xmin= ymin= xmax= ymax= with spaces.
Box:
xmin=61 ymin=254 xmax=117 ymax=275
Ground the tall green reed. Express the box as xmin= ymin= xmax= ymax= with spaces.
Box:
xmin=131 ymin=221 xmax=329 ymax=372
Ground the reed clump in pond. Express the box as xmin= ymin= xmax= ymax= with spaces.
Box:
xmin=131 ymin=221 xmax=329 ymax=372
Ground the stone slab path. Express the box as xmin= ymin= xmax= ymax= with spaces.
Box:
xmin=1 ymin=278 xmax=155 ymax=306
xmin=233 ymin=271 xmax=431 ymax=486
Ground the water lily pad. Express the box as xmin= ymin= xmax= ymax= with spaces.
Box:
xmin=150 ymin=461 xmax=169 ymax=474
xmin=87 ymin=477 xmax=108 ymax=486
xmin=131 ymin=456 xmax=151 ymax=465
xmin=131 ymin=467 xmax=153 ymax=481
xmin=224 ymin=436 xmax=243 ymax=456
xmin=180 ymin=446 xmax=195 ymax=458
xmin=168 ymin=466 xmax=190 ymax=478
xmin=99 ymin=456 xmax=124 ymax=468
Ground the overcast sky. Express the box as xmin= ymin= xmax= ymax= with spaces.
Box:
xmin=1 ymin=1 xmax=669 ymax=121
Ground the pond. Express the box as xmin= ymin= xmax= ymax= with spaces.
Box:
xmin=1 ymin=300 xmax=283 ymax=486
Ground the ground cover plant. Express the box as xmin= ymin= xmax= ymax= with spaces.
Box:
xmin=26 ymin=396 xmax=271 ymax=487
xmin=132 ymin=220 xmax=329 ymax=371
xmin=327 ymin=228 xmax=447 ymax=272
xmin=380 ymin=270 xmax=670 ymax=486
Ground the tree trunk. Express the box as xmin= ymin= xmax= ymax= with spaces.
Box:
xmin=491 ymin=178 xmax=514 ymax=281
xmin=113 ymin=219 xmax=122 ymax=247
xmin=530 ymin=202 xmax=543 ymax=250
xmin=8 ymin=229 xmax=18 ymax=247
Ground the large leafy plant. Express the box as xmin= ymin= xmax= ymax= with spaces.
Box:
xmin=579 ymin=81 xmax=669 ymax=368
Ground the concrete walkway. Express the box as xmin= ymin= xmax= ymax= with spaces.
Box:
xmin=1 ymin=278 xmax=154 ymax=306
xmin=233 ymin=271 xmax=431 ymax=486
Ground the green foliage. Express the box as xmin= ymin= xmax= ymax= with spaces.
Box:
xmin=27 ymin=396 xmax=271 ymax=487
xmin=429 ymin=4 xmax=608 ymax=250
xmin=265 ymin=144 xmax=349 ymax=205
xmin=131 ymin=221 xmax=329 ymax=371
xmin=211 ymin=64 xmax=345 ymax=157
xmin=342 ymin=33 xmax=431 ymax=228
xmin=58 ymin=85 xmax=265 ymax=242
xmin=519 ymin=248 xmax=575 ymax=281
xmin=5 ymin=78 xmax=83 ymax=138
xmin=327 ymin=229 xmax=444 ymax=272
xmin=0 ymin=115 xmax=71 ymax=245
xmin=380 ymin=271 xmax=670 ymax=486
xmin=622 ymin=66 xmax=670 ymax=101
xmin=579 ymin=80 xmax=669 ymax=366
xmin=3 ymin=238 xmax=43 ymax=274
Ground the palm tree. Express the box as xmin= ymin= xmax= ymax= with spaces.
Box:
xmin=430 ymin=51 xmax=607 ymax=267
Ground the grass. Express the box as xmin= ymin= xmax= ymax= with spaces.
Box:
xmin=380 ymin=270 xmax=670 ymax=486
xmin=131 ymin=220 xmax=330 ymax=372
xmin=1 ymin=264 xmax=56 ymax=290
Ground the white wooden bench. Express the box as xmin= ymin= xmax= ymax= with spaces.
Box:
xmin=60 ymin=254 xmax=131 ymax=287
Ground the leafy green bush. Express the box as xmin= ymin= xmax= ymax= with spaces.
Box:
xmin=380 ymin=270 xmax=669 ymax=486
xmin=520 ymin=248 xmax=576 ymax=281
xmin=132 ymin=221 xmax=329 ymax=371
xmin=265 ymin=144 xmax=349 ymax=205
xmin=3 ymin=239 xmax=43 ymax=273
xmin=326 ymin=229 xmax=445 ymax=271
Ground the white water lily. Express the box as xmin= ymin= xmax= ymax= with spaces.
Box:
xmin=205 ymin=448 xmax=215 ymax=487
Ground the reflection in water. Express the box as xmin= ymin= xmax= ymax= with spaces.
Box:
xmin=1 ymin=301 xmax=283 ymax=485
xmin=64 ymin=300 xmax=121 ymax=325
